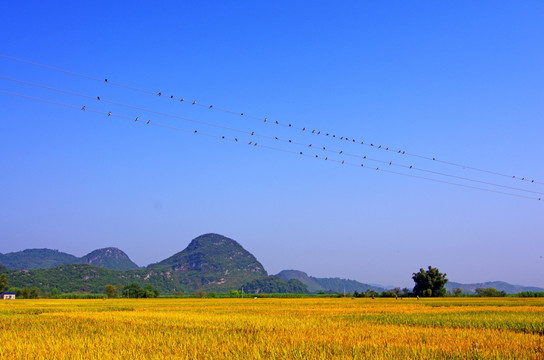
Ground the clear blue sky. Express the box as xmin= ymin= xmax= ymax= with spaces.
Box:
xmin=1 ymin=1 xmax=543 ymax=288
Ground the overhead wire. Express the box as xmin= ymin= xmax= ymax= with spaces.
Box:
xmin=0 ymin=88 xmax=542 ymax=202
xmin=2 ymin=76 xmax=544 ymax=197
xmin=1 ymin=53 xmax=541 ymax=186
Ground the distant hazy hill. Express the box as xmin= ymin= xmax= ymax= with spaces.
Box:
xmin=0 ymin=249 xmax=78 ymax=270
xmin=76 ymin=247 xmax=139 ymax=271
xmin=446 ymin=281 xmax=544 ymax=294
xmin=147 ymin=233 xmax=267 ymax=291
xmin=277 ymin=269 xmax=384 ymax=293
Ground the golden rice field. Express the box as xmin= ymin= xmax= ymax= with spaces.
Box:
xmin=1 ymin=297 xmax=543 ymax=359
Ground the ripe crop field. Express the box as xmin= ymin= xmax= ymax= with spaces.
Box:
xmin=1 ymin=298 xmax=543 ymax=359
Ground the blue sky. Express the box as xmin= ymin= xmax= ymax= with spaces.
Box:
xmin=1 ymin=1 xmax=543 ymax=288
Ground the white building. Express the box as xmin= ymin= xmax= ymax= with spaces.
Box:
xmin=1 ymin=292 xmax=16 ymax=300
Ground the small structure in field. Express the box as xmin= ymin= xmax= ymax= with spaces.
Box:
xmin=1 ymin=292 xmax=16 ymax=300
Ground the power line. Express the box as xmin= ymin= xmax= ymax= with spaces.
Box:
xmin=1 ymin=89 xmax=541 ymax=202
xmin=1 ymin=53 xmax=541 ymax=186
xmin=2 ymin=76 xmax=543 ymax=197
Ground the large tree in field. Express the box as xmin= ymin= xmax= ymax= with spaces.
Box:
xmin=412 ymin=266 xmax=448 ymax=297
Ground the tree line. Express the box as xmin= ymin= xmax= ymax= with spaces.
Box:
xmin=2 ymin=267 xmax=542 ymax=298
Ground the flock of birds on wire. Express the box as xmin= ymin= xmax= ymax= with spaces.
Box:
xmin=0 ymin=54 xmax=542 ymax=202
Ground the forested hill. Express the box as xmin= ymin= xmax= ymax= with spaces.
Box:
xmin=0 ymin=249 xmax=78 ymax=270
xmin=147 ymin=233 xmax=267 ymax=291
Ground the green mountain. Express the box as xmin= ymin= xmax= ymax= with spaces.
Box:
xmin=277 ymin=269 xmax=384 ymax=293
xmin=147 ymin=233 xmax=267 ymax=291
xmin=0 ymin=249 xmax=78 ymax=270
xmin=446 ymin=281 xmax=544 ymax=294
xmin=76 ymin=247 xmax=139 ymax=271
xmin=241 ymin=276 xmax=309 ymax=294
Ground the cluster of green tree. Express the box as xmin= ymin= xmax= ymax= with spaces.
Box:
xmin=52 ymin=293 xmax=106 ymax=299
xmin=241 ymin=276 xmax=309 ymax=294
xmin=518 ymin=291 xmax=544 ymax=297
xmin=103 ymin=283 xmax=159 ymax=298
xmin=5 ymin=285 xmax=108 ymax=299
xmin=120 ymin=284 xmax=159 ymax=298
xmin=11 ymin=287 xmax=42 ymax=299
xmin=352 ymin=288 xmax=414 ymax=298
xmin=475 ymin=288 xmax=506 ymax=297
xmin=412 ymin=266 xmax=448 ymax=297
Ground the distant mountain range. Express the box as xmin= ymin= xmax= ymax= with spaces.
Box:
xmin=277 ymin=270 xmax=384 ymax=293
xmin=446 ymin=281 xmax=544 ymax=294
xmin=1 ymin=233 xmax=543 ymax=294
